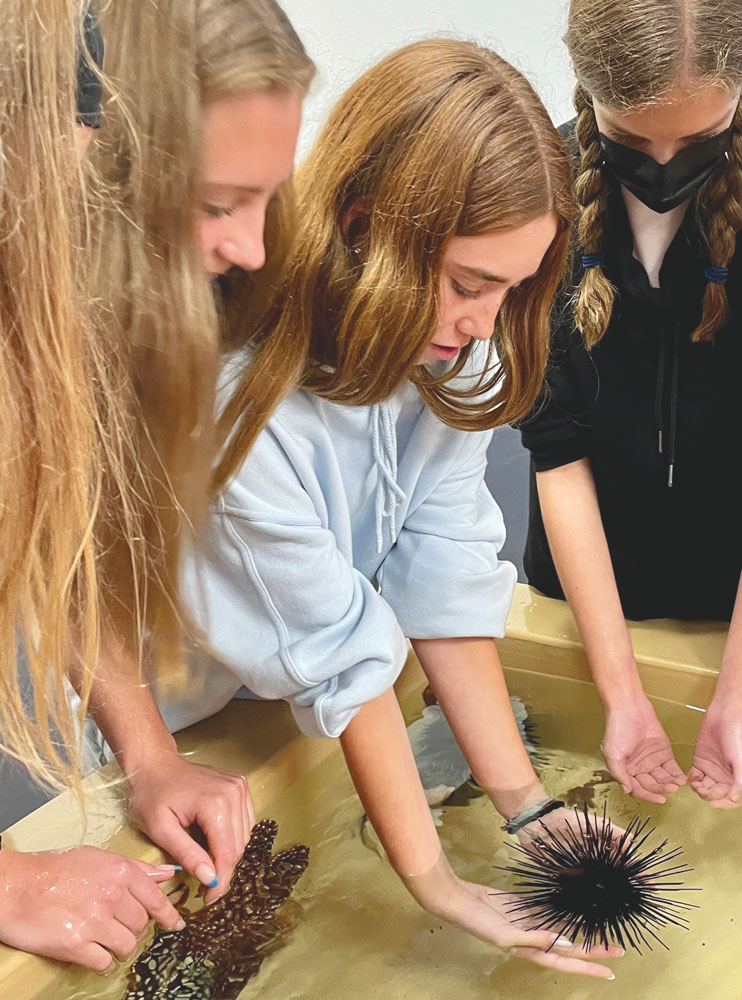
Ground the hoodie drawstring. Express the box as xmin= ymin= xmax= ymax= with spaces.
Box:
xmin=655 ymin=320 xmax=681 ymax=488
xmin=372 ymin=402 xmax=406 ymax=554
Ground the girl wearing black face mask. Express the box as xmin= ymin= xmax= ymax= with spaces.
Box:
xmin=519 ymin=0 xmax=742 ymax=811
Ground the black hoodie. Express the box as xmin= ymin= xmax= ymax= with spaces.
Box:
xmin=519 ymin=120 xmax=742 ymax=622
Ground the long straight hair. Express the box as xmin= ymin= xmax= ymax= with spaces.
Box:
xmin=215 ymin=39 xmax=576 ymax=488
xmin=567 ymin=0 xmax=742 ymax=347
xmin=0 ymin=0 xmax=129 ymax=791
xmin=91 ymin=0 xmax=314 ymax=675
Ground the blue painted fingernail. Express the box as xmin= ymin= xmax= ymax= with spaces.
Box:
xmin=195 ymin=863 xmax=219 ymax=887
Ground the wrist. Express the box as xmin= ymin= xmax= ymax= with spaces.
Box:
xmin=398 ymin=850 xmax=460 ymax=916
xmin=118 ymin=734 xmax=179 ymax=778
xmin=484 ymin=780 xmax=548 ymax=821
xmin=601 ymin=681 xmax=653 ymax=714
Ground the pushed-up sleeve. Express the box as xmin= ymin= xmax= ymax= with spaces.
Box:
xmin=377 ymin=429 xmax=517 ymax=639
xmin=517 ymin=308 xmax=595 ymax=472
xmin=183 ymin=426 xmax=408 ymax=740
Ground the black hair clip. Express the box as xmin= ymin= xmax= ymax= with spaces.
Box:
xmin=581 ymin=254 xmax=605 ymax=270
xmin=705 ymin=266 xmax=729 ymax=285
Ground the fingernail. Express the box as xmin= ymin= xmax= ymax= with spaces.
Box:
xmin=195 ymin=863 xmax=218 ymax=888
xmin=621 ymin=785 xmax=630 ymax=794
xmin=556 ymin=937 xmax=573 ymax=947
xmin=608 ymin=974 xmax=616 ymax=981
xmin=147 ymin=865 xmax=183 ymax=876
xmin=175 ymin=918 xmax=186 ymax=931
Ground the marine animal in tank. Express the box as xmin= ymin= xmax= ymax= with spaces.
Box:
xmin=123 ymin=819 xmax=309 ymax=999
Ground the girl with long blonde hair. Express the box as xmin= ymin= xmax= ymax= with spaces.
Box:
xmin=520 ymin=0 xmax=742 ymax=808
xmin=0 ymin=0 xmax=188 ymax=972
xmin=168 ymin=39 xmax=621 ymax=979
xmin=75 ymin=0 xmax=314 ymax=929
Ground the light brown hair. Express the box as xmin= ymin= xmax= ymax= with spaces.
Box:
xmin=215 ymin=38 xmax=575 ymax=488
xmin=92 ymin=0 xmax=314 ymax=673
xmin=567 ymin=0 xmax=742 ymax=346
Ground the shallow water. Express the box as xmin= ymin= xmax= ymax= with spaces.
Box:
xmin=49 ymin=688 xmax=741 ymax=1000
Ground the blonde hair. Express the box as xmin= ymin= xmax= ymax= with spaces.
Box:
xmin=0 ymin=0 xmax=134 ymax=791
xmin=92 ymin=1 xmax=314 ymax=671
xmin=215 ymin=39 xmax=575 ymax=487
xmin=567 ymin=0 xmax=742 ymax=346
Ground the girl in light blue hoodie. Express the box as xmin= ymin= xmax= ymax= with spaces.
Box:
xmin=172 ymin=40 xmax=621 ymax=979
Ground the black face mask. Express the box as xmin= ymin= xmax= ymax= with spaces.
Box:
xmin=600 ymin=127 xmax=733 ymax=213
xmin=77 ymin=7 xmax=105 ymax=129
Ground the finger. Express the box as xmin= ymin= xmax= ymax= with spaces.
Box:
xmin=663 ymin=757 xmax=688 ymax=784
xmin=649 ymin=765 xmax=682 ymax=790
xmin=145 ymin=812 xmax=219 ymax=890
xmin=95 ymin=920 xmax=138 ymax=962
xmin=194 ymin=801 xmax=242 ymax=902
xmin=129 ymin=870 xmax=186 ymax=931
xmin=132 ymin=861 xmax=183 ymax=884
xmin=241 ymin=775 xmax=256 ymax=839
xmin=511 ymin=947 xmax=614 ymax=979
xmin=708 ymin=796 xmax=742 ymax=810
xmin=552 ymin=942 xmax=625 ymax=959
xmin=632 ymin=770 xmax=667 ymax=795
xmin=630 ymin=775 xmax=667 ymax=804
xmin=114 ymin=892 xmax=151 ymax=938
xmin=75 ymin=942 xmax=116 ymax=974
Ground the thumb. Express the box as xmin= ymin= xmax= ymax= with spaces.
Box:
xmin=602 ymin=750 xmax=632 ymax=795
xmin=146 ymin=814 xmax=219 ymax=890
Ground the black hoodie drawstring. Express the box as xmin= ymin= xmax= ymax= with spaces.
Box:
xmin=667 ymin=324 xmax=680 ymax=488
xmin=655 ymin=326 xmax=666 ymax=457
xmin=655 ymin=320 xmax=681 ymax=488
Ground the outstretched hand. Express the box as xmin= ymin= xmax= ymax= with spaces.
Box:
xmin=688 ymin=703 xmax=742 ymax=809
xmin=601 ymin=698 xmax=686 ymax=803
xmin=401 ymin=853 xmax=621 ymax=979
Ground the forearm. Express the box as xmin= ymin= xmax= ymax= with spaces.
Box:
xmin=536 ymin=459 xmax=644 ymax=709
xmin=411 ymin=636 xmax=539 ymax=819
xmin=340 ymin=688 xmax=440 ymax=877
xmin=69 ymin=636 xmax=177 ymax=774
xmin=714 ymin=576 xmax=742 ymax=701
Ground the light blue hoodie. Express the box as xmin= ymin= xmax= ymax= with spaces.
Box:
xmin=163 ymin=349 xmax=517 ymax=741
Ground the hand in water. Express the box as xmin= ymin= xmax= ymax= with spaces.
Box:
xmin=516 ymin=805 xmax=627 ymax=854
xmin=401 ymin=853 xmax=621 ymax=979
xmin=688 ymin=703 xmax=742 ymax=809
xmin=0 ymin=847 xmax=184 ymax=971
xmin=127 ymin=752 xmax=255 ymax=903
xmin=601 ymin=698 xmax=686 ymax=803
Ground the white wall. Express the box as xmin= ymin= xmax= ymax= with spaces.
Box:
xmin=281 ymin=0 xmax=576 ymax=152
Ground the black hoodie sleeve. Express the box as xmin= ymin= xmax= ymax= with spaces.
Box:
xmin=517 ymin=116 xmax=598 ymax=472
xmin=517 ymin=301 xmax=596 ymax=472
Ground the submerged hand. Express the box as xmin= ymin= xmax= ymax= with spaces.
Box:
xmin=0 ymin=846 xmax=184 ymax=972
xmin=516 ymin=805 xmax=627 ymax=854
xmin=601 ymin=698 xmax=686 ymax=803
xmin=688 ymin=703 xmax=742 ymax=809
xmin=401 ymin=853 xmax=620 ymax=979
xmin=127 ymin=753 xmax=254 ymax=903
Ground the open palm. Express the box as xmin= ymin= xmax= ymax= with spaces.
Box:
xmin=601 ymin=699 xmax=685 ymax=803
xmin=688 ymin=706 xmax=742 ymax=809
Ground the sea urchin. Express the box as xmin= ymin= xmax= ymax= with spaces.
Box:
xmin=499 ymin=805 xmax=699 ymax=954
